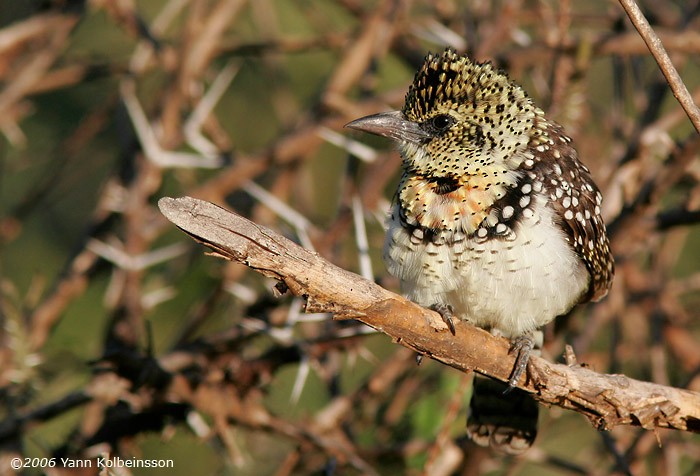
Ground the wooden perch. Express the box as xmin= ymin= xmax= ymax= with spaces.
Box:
xmin=158 ymin=196 xmax=700 ymax=434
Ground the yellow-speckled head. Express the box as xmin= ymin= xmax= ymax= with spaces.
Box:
xmin=399 ymin=49 xmax=539 ymax=181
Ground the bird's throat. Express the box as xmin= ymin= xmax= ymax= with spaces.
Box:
xmin=397 ymin=173 xmax=505 ymax=235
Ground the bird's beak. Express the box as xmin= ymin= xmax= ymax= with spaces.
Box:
xmin=345 ymin=110 xmax=431 ymax=144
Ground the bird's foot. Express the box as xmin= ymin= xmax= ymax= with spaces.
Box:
xmin=430 ymin=303 xmax=456 ymax=335
xmin=504 ymin=334 xmax=535 ymax=392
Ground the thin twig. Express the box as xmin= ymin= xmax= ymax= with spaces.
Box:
xmin=618 ymin=0 xmax=700 ymax=134
xmin=352 ymin=194 xmax=374 ymax=280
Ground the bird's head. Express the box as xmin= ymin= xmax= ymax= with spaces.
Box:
xmin=347 ymin=49 xmax=541 ymax=188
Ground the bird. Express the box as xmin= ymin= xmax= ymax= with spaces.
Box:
xmin=345 ymin=48 xmax=614 ymax=454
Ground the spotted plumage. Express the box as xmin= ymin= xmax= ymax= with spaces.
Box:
xmin=346 ymin=48 xmax=614 ymax=454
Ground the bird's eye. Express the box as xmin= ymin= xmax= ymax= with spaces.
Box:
xmin=424 ymin=114 xmax=454 ymax=135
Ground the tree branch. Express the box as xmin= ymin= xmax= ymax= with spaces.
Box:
xmin=158 ymin=196 xmax=700 ymax=434
xmin=618 ymin=0 xmax=700 ymax=134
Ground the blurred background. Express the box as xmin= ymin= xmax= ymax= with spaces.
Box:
xmin=1 ymin=0 xmax=699 ymax=474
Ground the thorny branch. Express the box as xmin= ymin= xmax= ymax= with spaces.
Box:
xmin=159 ymin=196 xmax=700 ymax=435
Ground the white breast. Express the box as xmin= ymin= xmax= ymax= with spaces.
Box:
xmin=383 ymin=196 xmax=589 ymax=338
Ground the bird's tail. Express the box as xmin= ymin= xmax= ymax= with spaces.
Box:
xmin=466 ymin=375 xmax=539 ymax=454
xmin=466 ymin=329 xmax=542 ymax=454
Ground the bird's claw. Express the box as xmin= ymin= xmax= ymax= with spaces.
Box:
xmin=504 ymin=334 xmax=535 ymax=393
xmin=430 ymin=303 xmax=456 ymax=335
xmin=416 ymin=353 xmax=424 ymax=366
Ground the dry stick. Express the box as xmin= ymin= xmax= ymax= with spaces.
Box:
xmin=158 ymin=196 xmax=700 ymax=434
xmin=618 ymin=0 xmax=700 ymax=134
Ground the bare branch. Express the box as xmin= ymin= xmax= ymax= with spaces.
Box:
xmin=618 ymin=0 xmax=700 ymax=134
xmin=159 ymin=196 xmax=700 ymax=435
